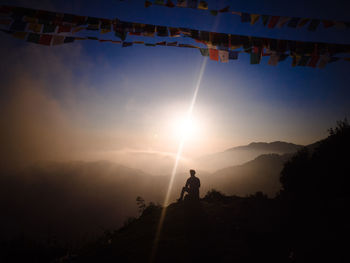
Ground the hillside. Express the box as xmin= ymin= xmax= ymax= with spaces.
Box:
xmin=203 ymin=153 xmax=291 ymax=197
xmin=75 ymin=193 xmax=288 ymax=263
xmin=196 ymin=141 xmax=302 ymax=172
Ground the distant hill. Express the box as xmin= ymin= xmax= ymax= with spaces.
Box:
xmin=202 ymin=153 xmax=292 ymax=197
xmin=196 ymin=141 xmax=303 ymax=172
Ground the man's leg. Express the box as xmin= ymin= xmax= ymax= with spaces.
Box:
xmin=178 ymin=187 xmax=188 ymax=201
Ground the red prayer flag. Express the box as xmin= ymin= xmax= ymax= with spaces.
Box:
xmin=58 ymin=25 xmax=71 ymax=33
xmin=39 ymin=34 xmax=53 ymax=45
xmin=268 ymin=16 xmax=280 ymax=28
xmin=209 ymin=48 xmax=219 ymax=61
xmin=307 ymin=55 xmax=320 ymax=68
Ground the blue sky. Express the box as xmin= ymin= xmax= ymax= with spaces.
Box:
xmin=1 ymin=0 xmax=350 ymax=167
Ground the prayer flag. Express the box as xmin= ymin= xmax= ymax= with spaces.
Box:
xmin=157 ymin=26 xmax=168 ymax=36
xmin=307 ymin=55 xmax=319 ymax=68
xmin=210 ymin=10 xmax=218 ymax=16
xmin=241 ymin=13 xmax=251 ymax=23
xmin=209 ymin=48 xmax=219 ymax=61
xmin=278 ymin=54 xmax=289 ymax=62
xmin=229 ymin=50 xmax=239 ymax=60
xmin=180 ymin=28 xmax=191 ymax=36
xmin=87 ymin=24 xmax=99 ymax=31
xmin=86 ymin=17 xmax=100 ymax=25
xmin=23 ymin=16 xmax=38 ymax=23
xmin=219 ymin=6 xmax=230 ymax=13
xmin=167 ymin=41 xmax=177 ymax=46
xmin=12 ymin=31 xmax=28 ymax=40
xmin=0 ymin=19 xmax=12 ymax=26
xmin=198 ymin=1 xmax=208 ymax=10
xmin=318 ymin=54 xmax=330 ymax=69
xmin=28 ymin=23 xmax=42 ymax=33
xmin=218 ymin=50 xmax=229 ymax=63
xmin=250 ymin=47 xmax=261 ymax=64
xmin=322 ymin=20 xmax=334 ymax=28
xmin=154 ymin=0 xmax=165 ymax=5
xmin=231 ymin=11 xmax=242 ymax=16
xmin=250 ymin=14 xmax=260 ymax=25
xmin=199 ymin=48 xmax=209 ymax=56
xmin=268 ymin=16 xmax=280 ymax=28
xmin=58 ymin=25 xmax=71 ymax=33
xmin=63 ymin=13 xmax=74 ymax=23
xmin=308 ymin=19 xmax=320 ymax=31
xmin=261 ymin=15 xmax=270 ymax=26
xmin=52 ymin=35 xmax=65 ymax=45
xmin=39 ymin=34 xmax=52 ymax=45
xmin=115 ymin=30 xmax=127 ymax=41
xmin=169 ymin=27 xmax=181 ymax=37
xmin=334 ymin=22 xmax=346 ymax=29
xmin=178 ymin=43 xmax=197 ymax=48
xmin=64 ymin=37 xmax=75 ymax=43
xmin=288 ymin=17 xmax=300 ymax=28
xmin=268 ymin=52 xmax=280 ymax=66
xmin=297 ymin=55 xmax=310 ymax=66
xmin=277 ymin=17 xmax=290 ymax=28
xmin=73 ymin=15 xmax=87 ymax=26
xmin=292 ymin=54 xmax=301 ymax=67
xmin=27 ymin=33 xmax=40 ymax=43
xmin=101 ymin=23 xmax=111 ymax=33
xmin=297 ymin=18 xmax=310 ymax=28
xmin=10 ymin=20 xmax=27 ymax=31
xmin=187 ymin=0 xmax=198 ymax=9
xmin=122 ymin=41 xmax=133 ymax=47
xmin=166 ymin=0 xmax=175 ymax=8
xmin=176 ymin=0 xmax=187 ymax=7
xmin=145 ymin=1 xmax=152 ymax=8
xmin=143 ymin=24 xmax=155 ymax=37
xmin=43 ymin=24 xmax=56 ymax=33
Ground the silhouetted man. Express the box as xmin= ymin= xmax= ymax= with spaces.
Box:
xmin=178 ymin=169 xmax=200 ymax=201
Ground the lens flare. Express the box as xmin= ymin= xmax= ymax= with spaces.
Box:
xmin=150 ymin=56 xmax=208 ymax=262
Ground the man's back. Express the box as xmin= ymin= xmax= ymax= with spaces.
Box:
xmin=186 ymin=176 xmax=200 ymax=200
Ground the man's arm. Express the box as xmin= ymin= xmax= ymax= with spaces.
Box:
xmin=185 ymin=178 xmax=190 ymax=187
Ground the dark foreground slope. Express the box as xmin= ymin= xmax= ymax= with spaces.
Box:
xmin=77 ymin=193 xmax=288 ymax=263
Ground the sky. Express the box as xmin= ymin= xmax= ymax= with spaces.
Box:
xmin=1 ymin=0 xmax=350 ymax=170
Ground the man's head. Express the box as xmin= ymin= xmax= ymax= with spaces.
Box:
xmin=190 ymin=169 xmax=196 ymax=176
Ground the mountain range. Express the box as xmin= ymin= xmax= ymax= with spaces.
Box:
xmin=0 ymin=140 xmax=304 ymax=242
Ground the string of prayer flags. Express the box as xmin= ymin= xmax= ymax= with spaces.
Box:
xmin=142 ymin=1 xmax=350 ymax=31
xmin=1 ymin=5 xmax=350 ymax=69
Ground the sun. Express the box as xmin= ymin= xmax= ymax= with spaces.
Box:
xmin=172 ymin=115 xmax=198 ymax=140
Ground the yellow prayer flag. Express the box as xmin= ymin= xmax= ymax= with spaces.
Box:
xmin=101 ymin=28 xmax=111 ymax=34
xmin=198 ymin=1 xmax=208 ymax=10
xmin=297 ymin=18 xmax=310 ymax=28
xmin=250 ymin=14 xmax=260 ymax=25
xmin=28 ymin=23 xmax=42 ymax=33
xmin=23 ymin=16 xmax=38 ymax=23
xmin=73 ymin=27 xmax=85 ymax=34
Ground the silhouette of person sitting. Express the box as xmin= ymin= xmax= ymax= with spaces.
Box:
xmin=178 ymin=169 xmax=200 ymax=201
